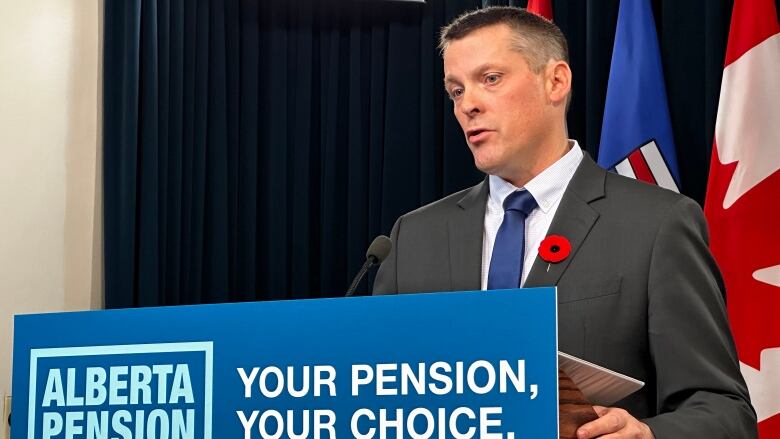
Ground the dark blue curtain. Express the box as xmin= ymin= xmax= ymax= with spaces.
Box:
xmin=103 ymin=0 xmax=756 ymax=307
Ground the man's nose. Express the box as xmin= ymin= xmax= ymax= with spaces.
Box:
xmin=459 ymin=89 xmax=483 ymax=117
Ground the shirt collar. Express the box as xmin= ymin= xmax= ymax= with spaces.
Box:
xmin=488 ymin=140 xmax=584 ymax=213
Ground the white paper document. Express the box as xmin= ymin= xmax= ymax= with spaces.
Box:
xmin=558 ymin=351 xmax=645 ymax=406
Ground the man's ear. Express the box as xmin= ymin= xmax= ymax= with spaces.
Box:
xmin=546 ymin=60 xmax=572 ymax=106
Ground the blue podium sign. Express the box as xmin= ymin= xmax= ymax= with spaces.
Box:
xmin=12 ymin=288 xmax=558 ymax=439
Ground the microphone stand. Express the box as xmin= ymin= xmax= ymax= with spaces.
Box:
xmin=346 ymin=256 xmax=379 ymax=297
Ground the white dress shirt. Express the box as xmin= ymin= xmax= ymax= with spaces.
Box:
xmin=481 ymin=141 xmax=584 ymax=290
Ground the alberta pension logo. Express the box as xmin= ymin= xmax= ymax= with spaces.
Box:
xmin=27 ymin=342 xmax=213 ymax=439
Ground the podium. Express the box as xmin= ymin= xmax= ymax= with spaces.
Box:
xmin=12 ymin=288 xmax=592 ymax=438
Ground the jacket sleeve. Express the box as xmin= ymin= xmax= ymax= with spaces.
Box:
xmin=643 ymin=197 xmax=757 ymax=438
xmin=372 ymin=216 xmax=401 ymax=295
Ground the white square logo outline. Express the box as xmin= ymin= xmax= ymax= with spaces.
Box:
xmin=27 ymin=342 xmax=213 ymax=439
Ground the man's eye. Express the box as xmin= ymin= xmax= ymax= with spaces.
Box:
xmin=485 ymin=74 xmax=500 ymax=84
xmin=450 ymin=88 xmax=464 ymax=99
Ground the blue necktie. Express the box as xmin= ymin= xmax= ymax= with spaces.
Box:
xmin=488 ymin=190 xmax=538 ymax=289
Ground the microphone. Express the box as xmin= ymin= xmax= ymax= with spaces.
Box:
xmin=346 ymin=235 xmax=392 ymax=297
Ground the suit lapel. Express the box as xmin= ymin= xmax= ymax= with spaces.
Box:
xmin=525 ymin=155 xmax=606 ymax=289
xmin=448 ymin=180 xmax=488 ymax=291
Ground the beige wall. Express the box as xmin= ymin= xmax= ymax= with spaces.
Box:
xmin=0 ymin=0 xmax=102 ymax=434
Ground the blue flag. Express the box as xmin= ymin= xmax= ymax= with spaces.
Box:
xmin=598 ymin=0 xmax=680 ymax=192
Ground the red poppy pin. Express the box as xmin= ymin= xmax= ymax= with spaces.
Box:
xmin=539 ymin=235 xmax=571 ymax=263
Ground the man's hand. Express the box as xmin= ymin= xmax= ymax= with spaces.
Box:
xmin=576 ymin=406 xmax=655 ymax=439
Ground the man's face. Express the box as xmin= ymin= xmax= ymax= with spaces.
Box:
xmin=443 ymin=24 xmax=555 ymax=179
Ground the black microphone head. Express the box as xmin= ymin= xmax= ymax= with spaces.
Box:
xmin=366 ymin=235 xmax=392 ymax=264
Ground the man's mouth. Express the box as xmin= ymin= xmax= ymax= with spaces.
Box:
xmin=466 ymin=128 xmax=493 ymax=144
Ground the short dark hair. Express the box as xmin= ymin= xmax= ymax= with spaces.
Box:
xmin=439 ymin=6 xmax=569 ymax=73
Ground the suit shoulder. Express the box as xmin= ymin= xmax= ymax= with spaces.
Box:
xmin=595 ymin=171 xmax=707 ymax=233
xmin=602 ymin=171 xmax=693 ymax=210
xmin=400 ymin=182 xmax=484 ymax=221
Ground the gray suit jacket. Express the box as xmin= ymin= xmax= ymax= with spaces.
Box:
xmin=374 ymin=154 xmax=756 ymax=438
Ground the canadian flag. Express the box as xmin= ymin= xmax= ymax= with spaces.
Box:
xmin=526 ymin=0 xmax=553 ymax=21
xmin=703 ymin=0 xmax=780 ymax=436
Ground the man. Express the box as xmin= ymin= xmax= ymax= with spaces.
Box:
xmin=373 ymin=7 xmax=756 ymax=439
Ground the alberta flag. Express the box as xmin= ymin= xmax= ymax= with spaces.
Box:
xmin=598 ymin=0 xmax=679 ymax=192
